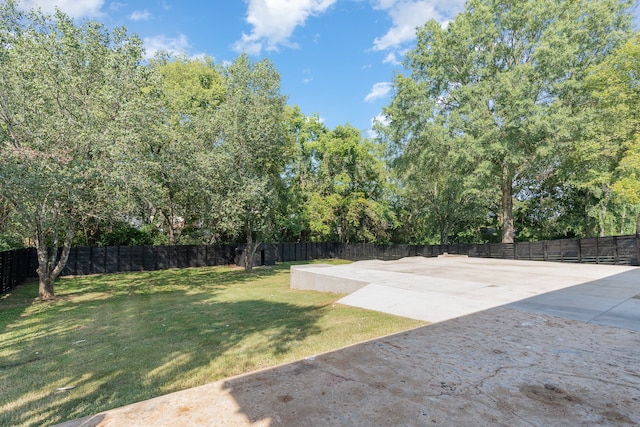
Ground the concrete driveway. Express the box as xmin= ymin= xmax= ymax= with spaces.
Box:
xmin=58 ymin=257 xmax=640 ymax=426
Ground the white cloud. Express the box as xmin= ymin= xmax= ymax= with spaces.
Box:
xmin=109 ymin=2 xmax=127 ymax=12
xmin=189 ymin=52 xmax=211 ymax=62
xmin=17 ymin=0 xmax=105 ymax=18
xmin=382 ymin=52 xmax=400 ymax=65
xmin=371 ymin=0 xmax=400 ymax=10
xmin=143 ymin=34 xmax=190 ymax=59
xmin=302 ymin=69 xmax=314 ymax=84
xmin=372 ymin=0 xmax=465 ymax=51
xmin=372 ymin=113 xmax=390 ymax=127
xmin=367 ymin=113 xmax=391 ymax=138
xmin=129 ymin=10 xmax=151 ymax=21
xmin=365 ymin=82 xmax=392 ymax=102
xmin=373 ymin=1 xmax=437 ymax=51
xmin=233 ymin=0 xmax=337 ymax=54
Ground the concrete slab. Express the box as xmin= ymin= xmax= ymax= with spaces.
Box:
xmin=56 ymin=257 xmax=640 ymax=426
xmin=310 ymin=257 xmax=640 ymax=330
xmin=593 ymin=298 xmax=640 ymax=329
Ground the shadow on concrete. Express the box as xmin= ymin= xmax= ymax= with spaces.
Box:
xmin=221 ymin=264 xmax=640 ymax=426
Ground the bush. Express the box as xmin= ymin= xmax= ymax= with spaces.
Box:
xmin=96 ymin=222 xmax=159 ymax=246
xmin=0 ymin=233 xmax=24 ymax=251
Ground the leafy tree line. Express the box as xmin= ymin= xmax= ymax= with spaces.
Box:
xmin=0 ymin=2 xmax=391 ymax=296
xmin=1 ymin=0 xmax=639 ymax=297
xmin=378 ymin=0 xmax=640 ymax=244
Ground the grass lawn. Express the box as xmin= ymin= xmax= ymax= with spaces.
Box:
xmin=0 ymin=260 xmax=425 ymax=426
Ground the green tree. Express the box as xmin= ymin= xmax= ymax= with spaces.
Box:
xmin=0 ymin=2 xmax=151 ymax=297
xmin=306 ymin=125 xmax=395 ymax=243
xmin=141 ymin=55 xmax=225 ymax=244
xmin=582 ymin=34 xmax=640 ymax=235
xmin=0 ymin=195 xmax=23 ymax=250
xmin=276 ymin=106 xmax=329 ymax=241
xmin=380 ymin=76 xmax=487 ymax=244
xmin=383 ymin=0 xmax=633 ymax=243
xmin=212 ymin=54 xmax=290 ymax=271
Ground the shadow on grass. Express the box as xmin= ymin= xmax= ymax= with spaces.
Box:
xmin=0 ymin=263 xmax=327 ymax=426
xmin=56 ymin=262 xmax=290 ymax=298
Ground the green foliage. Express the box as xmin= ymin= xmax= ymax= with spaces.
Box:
xmin=92 ymin=222 xmax=158 ymax=246
xmin=0 ymin=1 xmax=151 ymax=296
xmin=0 ymin=234 xmax=23 ymax=251
xmin=381 ymin=0 xmax=634 ymax=243
xmin=134 ymin=55 xmax=226 ymax=245
xmin=281 ymin=110 xmax=395 ymax=243
xmin=212 ymin=54 xmax=291 ymax=270
xmin=582 ymin=35 xmax=640 ymax=234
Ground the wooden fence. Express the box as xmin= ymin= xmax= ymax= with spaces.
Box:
xmin=0 ymin=248 xmax=32 ymax=296
xmin=1 ymin=235 xmax=639 ymax=296
xmin=271 ymin=235 xmax=640 ymax=265
xmin=56 ymin=244 xmax=241 ymax=276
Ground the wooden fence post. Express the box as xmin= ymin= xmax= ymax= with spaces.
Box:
xmin=577 ymin=238 xmax=582 ymax=263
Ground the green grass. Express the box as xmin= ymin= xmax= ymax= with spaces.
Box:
xmin=0 ymin=261 xmax=425 ymax=426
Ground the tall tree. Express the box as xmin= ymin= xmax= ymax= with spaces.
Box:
xmin=0 ymin=2 xmax=151 ymax=297
xmin=141 ymin=55 xmax=225 ymax=244
xmin=306 ymin=125 xmax=395 ymax=243
xmin=383 ymin=0 xmax=633 ymax=243
xmin=212 ymin=54 xmax=290 ymax=271
xmin=582 ymin=34 xmax=640 ymax=235
xmin=380 ymin=75 xmax=487 ymax=244
xmin=277 ymin=106 xmax=329 ymax=242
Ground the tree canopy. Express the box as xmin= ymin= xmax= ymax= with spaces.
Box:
xmin=0 ymin=1 xmax=151 ymax=297
xmin=380 ymin=0 xmax=635 ymax=243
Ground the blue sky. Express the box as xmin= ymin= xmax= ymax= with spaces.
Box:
xmin=15 ymin=0 xmax=640 ymax=135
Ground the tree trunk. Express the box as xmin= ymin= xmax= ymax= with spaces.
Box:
xmin=439 ymin=219 xmax=450 ymax=245
xmin=599 ymin=204 xmax=607 ymax=237
xmin=501 ymin=170 xmax=515 ymax=244
xmin=636 ymin=211 xmax=640 ymax=236
xmin=38 ymin=272 xmax=55 ymax=299
xmin=35 ymin=217 xmax=75 ymax=299
xmin=244 ymin=219 xmax=259 ymax=273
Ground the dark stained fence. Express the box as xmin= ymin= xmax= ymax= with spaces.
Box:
xmin=272 ymin=235 xmax=640 ymax=266
xmin=0 ymin=248 xmax=32 ymax=296
xmin=2 ymin=235 xmax=639 ymax=293
xmin=56 ymin=244 xmax=240 ymax=276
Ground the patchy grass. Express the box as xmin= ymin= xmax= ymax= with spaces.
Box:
xmin=0 ymin=261 xmax=425 ymax=426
